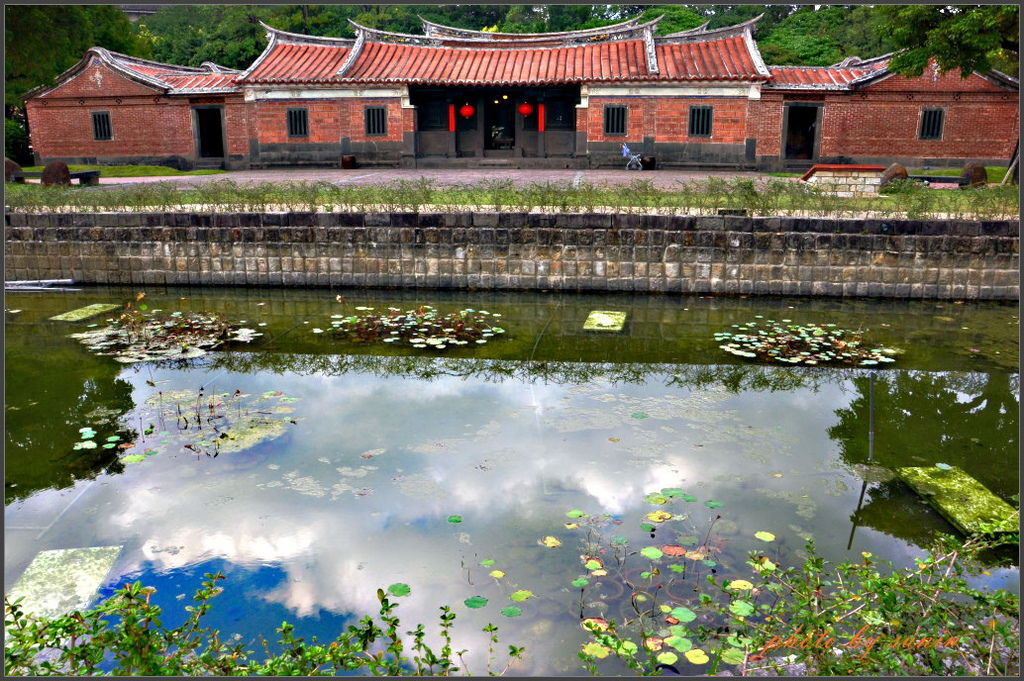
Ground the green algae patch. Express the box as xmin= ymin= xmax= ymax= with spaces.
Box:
xmin=49 ymin=303 xmax=121 ymax=322
xmin=897 ymin=465 xmax=1018 ymax=536
xmin=584 ymin=311 xmax=627 ymax=332
xmin=7 ymin=546 xmax=122 ymax=619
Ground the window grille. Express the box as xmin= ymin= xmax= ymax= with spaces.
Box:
xmin=92 ymin=112 xmax=111 ymax=140
xmin=919 ymin=108 xmax=944 ymax=140
xmin=287 ymin=108 xmax=308 ymax=137
xmin=603 ymin=105 xmax=627 ymax=135
xmin=365 ymin=107 xmax=387 ymax=136
xmin=689 ymin=106 xmax=713 ymax=137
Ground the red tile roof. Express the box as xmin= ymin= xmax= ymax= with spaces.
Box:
xmin=160 ymin=73 xmax=240 ymax=92
xmin=244 ymin=42 xmax=352 ymax=83
xmin=766 ymin=60 xmax=888 ymax=90
xmin=241 ymin=34 xmax=766 ymax=85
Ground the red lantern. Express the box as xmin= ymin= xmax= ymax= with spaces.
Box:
xmin=459 ymin=104 xmax=476 ymax=119
xmin=517 ymin=102 xmax=534 ymax=117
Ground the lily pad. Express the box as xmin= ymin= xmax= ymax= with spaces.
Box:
xmin=670 ymin=606 xmax=696 ymax=623
xmin=656 ymin=651 xmax=678 ymax=665
xmin=540 ymin=536 xmax=562 ymax=548
xmin=729 ymin=600 xmax=755 ymax=617
xmin=581 ymin=642 xmax=612 ymax=658
xmin=447 ymin=515 xmax=463 ymax=524
xmin=500 ymin=606 xmax=522 ymax=617
xmin=639 ymin=546 xmax=664 ymax=560
xmin=509 ymin=590 xmax=534 ymax=602
xmin=464 ymin=596 xmax=488 ymax=609
xmin=754 ymin=531 xmax=776 ymax=542
xmin=489 ymin=570 xmax=505 ymax=579
xmin=387 ymin=583 xmax=411 ymax=597
xmin=571 ymin=577 xmax=589 ymax=588
xmin=704 ymin=500 xmax=724 ymax=509
xmin=566 ymin=509 xmax=588 ymax=518
xmin=684 ymin=649 xmax=710 ymax=665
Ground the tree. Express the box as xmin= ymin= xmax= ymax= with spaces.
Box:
xmin=874 ymin=4 xmax=1019 ymax=77
xmin=758 ymin=6 xmax=852 ymax=66
xmin=635 ymin=5 xmax=706 ymax=35
xmin=5 ymin=5 xmax=151 ymax=112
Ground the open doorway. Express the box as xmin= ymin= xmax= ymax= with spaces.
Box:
xmin=484 ymin=94 xmax=515 ymax=152
xmin=193 ymin=106 xmax=224 ymax=158
xmin=784 ymin=104 xmax=820 ymax=160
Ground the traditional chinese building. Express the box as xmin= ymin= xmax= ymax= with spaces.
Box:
xmin=24 ymin=15 xmax=1019 ymax=171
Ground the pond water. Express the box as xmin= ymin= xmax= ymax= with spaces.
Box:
xmin=4 ymin=287 xmax=1019 ymax=675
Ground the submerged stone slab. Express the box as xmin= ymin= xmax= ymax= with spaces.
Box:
xmin=6 ymin=546 xmax=122 ymax=619
xmin=583 ymin=310 xmax=627 ymax=332
xmin=49 ymin=303 xmax=120 ymax=322
xmin=896 ymin=466 xmax=1017 ymax=536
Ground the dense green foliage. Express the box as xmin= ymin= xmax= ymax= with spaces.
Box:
xmin=4 ymin=5 xmax=150 ymax=109
xmin=4 ymin=575 xmax=523 ymax=675
xmin=5 ymin=117 xmax=31 ymax=165
xmin=876 ymin=5 xmax=1019 ymax=77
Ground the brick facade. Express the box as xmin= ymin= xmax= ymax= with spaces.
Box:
xmin=23 ymin=26 xmax=1018 ymax=171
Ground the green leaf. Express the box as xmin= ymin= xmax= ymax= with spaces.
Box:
xmin=566 ymin=509 xmax=587 ymax=518
xmin=387 ymin=583 xmax=411 ymax=597
xmin=679 ymin=493 xmax=698 ymax=502
xmin=660 ymin=488 xmax=685 ymax=498
xmin=509 ymin=590 xmax=534 ymax=602
xmin=704 ymin=500 xmax=724 ymax=509
xmin=640 ymin=523 xmax=655 ymax=532
xmin=669 ymin=564 xmax=686 ymax=574
xmin=720 ymin=647 xmax=746 ymax=665
xmin=754 ymin=531 xmax=776 ymax=542
xmin=729 ymin=600 xmax=755 ymax=617
xmin=447 ymin=515 xmax=463 ymax=524
xmin=571 ymin=577 xmax=589 ymax=588
xmin=500 ymin=606 xmax=522 ymax=617
xmin=631 ymin=412 xmax=649 ymax=419
xmin=120 ymin=455 xmax=147 ymax=463
xmin=656 ymin=651 xmax=678 ymax=665
xmin=616 ymin=640 xmax=638 ymax=655
xmin=670 ymin=606 xmax=697 ymax=622
xmin=106 ymin=435 xmax=120 ymax=442
xmin=644 ymin=493 xmax=669 ymax=505
xmin=102 ymin=443 xmax=117 ymax=449
xmin=464 ymin=596 xmax=488 ymax=609
xmin=611 ymin=536 xmax=628 ymax=546
xmin=639 ymin=546 xmax=663 ymax=560
xmin=665 ymin=635 xmax=693 ymax=652
xmin=480 ymin=559 xmax=495 ymax=567
xmin=584 ymin=559 xmax=602 ymax=570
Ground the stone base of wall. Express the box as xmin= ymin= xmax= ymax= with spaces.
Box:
xmin=4 ymin=212 xmax=1018 ymax=300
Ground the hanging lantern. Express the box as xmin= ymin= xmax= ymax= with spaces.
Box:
xmin=517 ymin=102 xmax=534 ymax=117
xmin=459 ymin=104 xmax=476 ymax=119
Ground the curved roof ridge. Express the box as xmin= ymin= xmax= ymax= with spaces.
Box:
xmin=103 ymin=48 xmax=209 ymax=74
xmin=24 ymin=46 xmax=169 ymax=99
xmin=419 ymin=14 xmax=642 ymax=39
xmin=661 ymin=20 xmax=711 ymax=38
xmin=656 ymin=14 xmax=763 ymax=44
xmin=199 ymin=61 xmax=240 ymax=74
xmin=350 ymin=16 xmax=665 ymax=48
xmin=257 ymin=21 xmax=356 ymax=47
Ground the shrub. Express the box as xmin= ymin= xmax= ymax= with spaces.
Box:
xmin=4 ymin=574 xmax=524 ymax=676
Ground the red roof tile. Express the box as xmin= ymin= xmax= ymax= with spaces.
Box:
xmin=245 ymin=42 xmax=352 ymax=83
xmin=767 ymin=63 xmax=887 ymax=90
xmin=242 ymin=35 xmax=764 ymax=86
xmin=161 ymin=73 xmax=239 ymax=92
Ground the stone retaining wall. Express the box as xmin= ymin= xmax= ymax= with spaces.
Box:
xmin=4 ymin=211 xmax=1019 ymax=299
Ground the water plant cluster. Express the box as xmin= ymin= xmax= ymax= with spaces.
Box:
xmin=68 ymin=293 xmax=260 ymax=363
xmin=322 ymin=305 xmax=505 ymax=350
xmin=5 ymin=177 xmax=1018 ymax=220
xmin=715 ymin=319 xmax=899 ymax=367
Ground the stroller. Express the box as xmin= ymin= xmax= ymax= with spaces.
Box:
xmin=621 ymin=143 xmax=643 ymax=170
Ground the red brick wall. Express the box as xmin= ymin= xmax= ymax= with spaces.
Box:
xmin=584 ymin=96 xmax=750 ymax=144
xmin=39 ymin=62 xmax=160 ymax=99
xmin=753 ymin=70 xmax=1018 ymax=163
xmin=27 ymin=97 xmax=194 ymax=159
xmin=253 ymin=98 xmax=404 ymax=144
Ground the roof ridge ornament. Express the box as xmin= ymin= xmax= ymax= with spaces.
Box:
xmin=419 ymin=14 xmax=643 ymax=39
xmin=643 ymin=25 xmax=659 ymax=75
xmin=336 ymin=28 xmax=366 ymax=78
xmin=661 ymin=20 xmax=710 ymax=38
xmin=657 ymin=13 xmax=764 ymax=44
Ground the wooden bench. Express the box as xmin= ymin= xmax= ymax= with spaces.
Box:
xmin=10 ymin=170 xmax=101 ymax=186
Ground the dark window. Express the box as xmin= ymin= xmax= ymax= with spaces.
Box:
xmin=603 ymin=105 xmax=627 ymax=136
xmin=544 ymin=99 xmax=575 ymax=130
xmin=689 ymin=106 xmax=713 ymax=137
xmin=418 ymin=100 xmax=448 ymax=130
xmin=92 ymin=111 xmax=111 ymax=141
xmin=287 ymin=108 xmax=308 ymax=137
xmin=365 ymin=106 xmax=387 ymax=136
xmin=919 ymin=108 xmax=944 ymax=140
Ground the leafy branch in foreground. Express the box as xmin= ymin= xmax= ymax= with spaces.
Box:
xmin=4 ymin=574 xmax=524 ymax=676
xmin=580 ymin=526 xmax=1019 ymax=676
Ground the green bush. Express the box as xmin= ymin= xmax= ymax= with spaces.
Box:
xmin=4 ymin=574 xmax=524 ymax=676
xmin=5 ymin=118 xmax=32 ymax=166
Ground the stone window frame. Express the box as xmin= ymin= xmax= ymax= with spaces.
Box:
xmin=287 ymin=108 xmax=309 ymax=138
xmin=603 ymin=105 xmax=627 ymax=136
xmin=91 ymin=111 xmax=112 ymax=141
xmin=919 ymin=107 xmax=945 ymax=141
xmin=688 ymin=105 xmax=714 ymax=138
xmin=364 ymin=106 xmax=388 ymax=137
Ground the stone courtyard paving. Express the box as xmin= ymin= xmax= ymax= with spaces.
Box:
xmin=92 ymin=167 xmax=766 ymax=189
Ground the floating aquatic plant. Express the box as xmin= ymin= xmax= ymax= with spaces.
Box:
xmin=68 ymin=293 xmax=260 ymax=363
xmin=325 ymin=305 xmax=505 ymax=350
xmin=714 ymin=320 xmax=899 ymax=367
